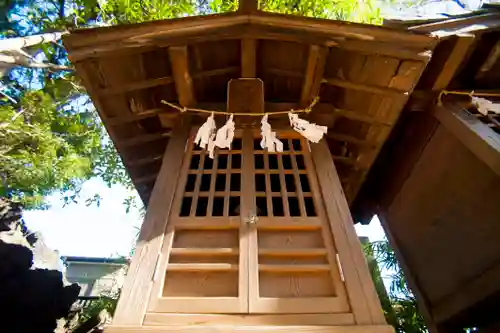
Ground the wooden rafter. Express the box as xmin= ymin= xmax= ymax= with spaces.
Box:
xmin=241 ymin=39 xmax=257 ymax=78
xmin=431 ymin=34 xmax=475 ymax=91
xmin=300 ymin=45 xmax=328 ymax=107
xmin=169 ymin=45 xmax=196 ymax=107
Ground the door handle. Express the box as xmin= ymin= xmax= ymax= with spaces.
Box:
xmin=244 ymin=211 xmax=259 ymax=225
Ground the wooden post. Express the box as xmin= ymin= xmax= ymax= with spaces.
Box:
xmin=238 ymin=0 xmax=258 ymax=13
xmin=310 ymin=140 xmax=386 ymax=325
xmin=241 ymin=39 xmax=257 ymax=78
xmin=111 ymin=118 xmax=191 ymax=325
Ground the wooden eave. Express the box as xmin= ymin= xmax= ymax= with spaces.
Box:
xmin=63 ymin=10 xmax=438 ymax=206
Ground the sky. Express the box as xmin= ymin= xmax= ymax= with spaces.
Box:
xmin=23 ymin=178 xmax=143 ymax=258
xmin=23 ymin=177 xmax=387 ymax=258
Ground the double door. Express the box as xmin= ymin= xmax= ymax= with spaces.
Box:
xmin=147 ymin=129 xmax=349 ymax=314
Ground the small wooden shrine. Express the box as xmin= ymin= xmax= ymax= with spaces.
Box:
xmin=63 ymin=1 xmax=441 ymax=332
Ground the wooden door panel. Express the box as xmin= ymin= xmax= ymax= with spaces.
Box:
xmin=148 ymin=134 xmax=249 ymax=314
xmin=247 ymin=135 xmax=349 ymax=314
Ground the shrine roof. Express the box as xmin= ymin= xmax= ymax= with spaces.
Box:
xmin=63 ymin=9 xmax=438 ymax=205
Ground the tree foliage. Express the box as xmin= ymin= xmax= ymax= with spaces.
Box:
xmin=365 ymin=240 xmax=427 ymax=333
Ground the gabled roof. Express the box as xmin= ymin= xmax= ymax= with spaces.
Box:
xmin=64 ymin=8 xmax=438 ymax=205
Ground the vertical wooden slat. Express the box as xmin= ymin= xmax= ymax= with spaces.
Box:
xmin=310 ymin=140 xmax=386 ymax=325
xmin=290 ymin=139 xmax=307 ymax=217
xmin=112 ymin=119 xmax=191 ymax=325
xmin=190 ymin=152 xmax=205 ymax=216
xmin=207 ymin=151 xmax=219 ymax=217
xmin=171 ymin=139 xmax=195 ymax=220
xmin=277 ymin=154 xmax=290 ymax=217
xmin=263 ymin=153 xmax=273 ymax=217
xmin=224 ymin=154 xmax=232 ymax=217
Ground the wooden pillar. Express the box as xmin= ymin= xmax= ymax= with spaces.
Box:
xmin=310 ymin=140 xmax=386 ymax=325
xmin=111 ymin=118 xmax=191 ymax=326
xmin=238 ymin=0 xmax=258 ymax=13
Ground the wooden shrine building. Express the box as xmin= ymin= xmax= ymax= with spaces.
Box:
xmin=64 ymin=1 xmax=500 ymax=332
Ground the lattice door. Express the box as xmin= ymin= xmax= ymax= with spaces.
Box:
xmin=244 ymin=131 xmax=350 ymax=314
xmin=147 ymin=129 xmax=348 ymax=315
xmin=147 ymin=130 xmax=249 ymax=314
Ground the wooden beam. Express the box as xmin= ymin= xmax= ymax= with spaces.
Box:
xmin=99 ymin=77 xmax=174 ymax=95
xmin=310 ymin=140 xmax=386 ymax=325
xmin=431 ymin=34 xmax=475 ymax=91
xmin=238 ymin=0 xmax=258 ymax=13
xmin=335 ymin=40 xmax=432 ymax=62
xmin=300 ymin=45 xmax=328 ymax=106
xmin=324 ymin=78 xmax=408 ymax=96
xmin=112 ymin=118 xmax=191 ymax=325
xmin=143 ymin=313 xmax=355 ymax=326
xmin=409 ymin=12 xmax=500 ymax=37
xmin=65 ymin=12 xmax=436 ymax=61
xmin=106 ymin=325 xmax=395 ymax=333
xmin=120 ymin=131 xmax=171 ymax=148
xmin=241 ymin=39 xmax=257 ymax=78
xmin=434 ymin=105 xmax=500 ymax=177
xmin=168 ymin=45 xmax=196 ymax=107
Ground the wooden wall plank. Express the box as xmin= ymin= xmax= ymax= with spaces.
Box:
xmin=310 ymin=140 xmax=386 ymax=325
xmin=112 ymin=118 xmax=191 ymax=325
xmin=377 ymin=212 xmax=440 ymax=332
